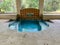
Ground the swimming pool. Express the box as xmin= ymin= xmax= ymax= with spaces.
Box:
xmin=9 ymin=20 xmax=49 ymax=32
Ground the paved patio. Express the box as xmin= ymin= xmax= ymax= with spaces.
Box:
xmin=0 ymin=19 xmax=60 ymax=45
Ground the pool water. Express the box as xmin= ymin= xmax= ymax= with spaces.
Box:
xmin=9 ymin=20 xmax=49 ymax=32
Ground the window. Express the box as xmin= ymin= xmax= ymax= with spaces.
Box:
xmin=44 ymin=0 xmax=60 ymax=14
xmin=0 ymin=0 xmax=60 ymax=19
xmin=0 ymin=0 xmax=17 ymax=14
xmin=21 ymin=0 xmax=39 ymax=9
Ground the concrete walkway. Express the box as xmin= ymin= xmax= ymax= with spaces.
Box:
xmin=0 ymin=19 xmax=60 ymax=45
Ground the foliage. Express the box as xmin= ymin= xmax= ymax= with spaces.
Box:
xmin=21 ymin=0 xmax=39 ymax=9
xmin=44 ymin=0 xmax=60 ymax=12
xmin=0 ymin=0 xmax=16 ymax=13
xmin=0 ymin=0 xmax=60 ymax=13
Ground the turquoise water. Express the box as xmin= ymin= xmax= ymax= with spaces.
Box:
xmin=9 ymin=20 xmax=49 ymax=32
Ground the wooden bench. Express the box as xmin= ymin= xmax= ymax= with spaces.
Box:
xmin=17 ymin=8 xmax=42 ymax=20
